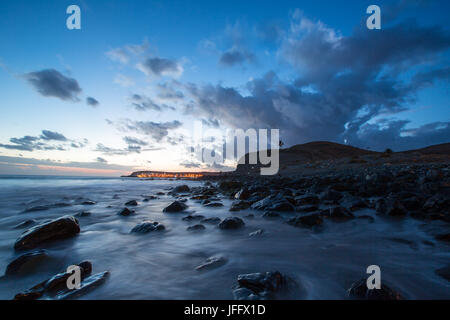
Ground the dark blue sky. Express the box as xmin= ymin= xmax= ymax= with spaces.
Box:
xmin=0 ymin=0 xmax=449 ymax=175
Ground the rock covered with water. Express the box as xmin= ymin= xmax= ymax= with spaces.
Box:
xmin=232 ymin=271 xmax=293 ymax=300
xmin=14 ymin=215 xmax=80 ymax=251
xmin=5 ymin=249 xmax=49 ymax=276
xmin=195 ymin=256 xmax=227 ymax=271
xmin=348 ymin=279 xmax=403 ymax=300
xmin=131 ymin=221 xmax=165 ymax=233
xmin=118 ymin=207 xmax=135 ymax=216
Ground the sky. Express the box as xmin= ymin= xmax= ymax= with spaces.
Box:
xmin=0 ymin=0 xmax=449 ymax=176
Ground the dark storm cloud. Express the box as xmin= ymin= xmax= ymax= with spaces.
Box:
xmin=138 ymin=57 xmax=183 ymax=77
xmin=86 ymin=97 xmax=99 ymax=107
xmin=219 ymin=48 xmax=255 ymax=66
xmin=24 ymin=69 xmax=82 ymax=101
xmin=184 ymin=13 xmax=450 ymax=151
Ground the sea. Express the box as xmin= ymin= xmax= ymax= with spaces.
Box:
xmin=0 ymin=175 xmax=448 ymax=299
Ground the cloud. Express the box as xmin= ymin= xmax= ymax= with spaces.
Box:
xmin=183 ymin=13 xmax=450 ymax=151
xmin=219 ymin=48 xmax=255 ymax=66
xmin=129 ymin=93 xmax=175 ymax=112
xmin=40 ymin=130 xmax=67 ymax=141
xmin=95 ymin=143 xmax=142 ymax=155
xmin=123 ymin=136 xmax=148 ymax=146
xmin=119 ymin=119 xmax=183 ymax=142
xmin=86 ymin=97 xmax=99 ymax=107
xmin=106 ymin=40 xmax=149 ymax=64
xmin=0 ymin=130 xmax=84 ymax=152
xmin=0 ymin=155 xmax=134 ymax=176
xmin=114 ymin=74 xmax=135 ymax=87
xmin=157 ymin=82 xmax=185 ymax=100
xmin=96 ymin=157 xmax=107 ymax=163
xmin=24 ymin=69 xmax=82 ymax=101
xmin=137 ymin=57 xmax=183 ymax=77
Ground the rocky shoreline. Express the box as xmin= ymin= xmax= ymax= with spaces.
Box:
xmin=1 ymin=162 xmax=449 ymax=300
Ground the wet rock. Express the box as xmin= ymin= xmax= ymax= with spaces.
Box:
xmin=435 ymin=265 xmax=450 ymax=282
xmin=294 ymin=194 xmax=320 ymax=206
xmin=251 ymin=196 xmax=273 ymax=210
xmin=235 ymin=188 xmax=251 ymax=200
xmin=81 ymin=201 xmax=96 ymax=205
xmin=218 ymin=217 xmax=245 ymax=230
xmin=131 ymin=221 xmax=165 ymax=233
xmin=125 ymin=200 xmax=138 ymax=206
xmin=5 ymin=249 xmax=49 ymax=276
xmin=163 ymin=201 xmax=188 ymax=213
xmin=245 ymin=214 xmax=255 ymax=218
xmin=348 ymin=279 xmax=403 ymax=300
xmin=14 ymin=261 xmax=93 ymax=300
xmin=270 ymin=200 xmax=294 ymax=212
xmin=204 ymin=202 xmax=223 ymax=207
xmin=249 ymin=229 xmax=264 ymax=237
xmin=172 ymin=185 xmax=190 ymax=193
xmin=195 ymin=256 xmax=226 ymax=271
xmin=156 ymin=192 xmax=165 ymax=196
xmin=263 ymin=211 xmax=280 ymax=218
xmin=218 ymin=181 xmax=242 ymax=192
xmin=230 ymin=200 xmax=251 ymax=212
xmin=13 ymin=219 xmax=37 ymax=229
xmin=288 ymin=213 xmax=323 ymax=228
xmin=232 ymin=271 xmax=291 ymax=300
xmin=376 ymin=198 xmax=407 ymax=217
xmin=14 ymin=216 xmax=80 ymax=251
xmin=435 ymin=233 xmax=450 ymax=242
xmin=325 ymin=206 xmax=355 ymax=221
xmin=295 ymin=205 xmax=318 ymax=213
xmin=182 ymin=215 xmax=205 ymax=221
xmin=75 ymin=211 xmax=91 ymax=217
xmin=56 ymin=271 xmax=110 ymax=300
xmin=320 ymin=188 xmax=343 ymax=204
xmin=201 ymin=217 xmax=221 ymax=225
xmin=187 ymin=224 xmax=206 ymax=231
xmin=118 ymin=207 xmax=135 ymax=216
xmin=142 ymin=195 xmax=158 ymax=201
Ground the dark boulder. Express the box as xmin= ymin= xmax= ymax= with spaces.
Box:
xmin=172 ymin=185 xmax=190 ymax=193
xmin=163 ymin=201 xmax=188 ymax=213
xmin=5 ymin=250 xmax=49 ymax=276
xmin=187 ymin=224 xmax=206 ymax=231
xmin=435 ymin=265 xmax=450 ymax=282
xmin=235 ymin=188 xmax=251 ymax=200
xmin=232 ymin=271 xmax=292 ymax=300
xmin=14 ymin=216 xmax=80 ymax=251
xmin=348 ymin=279 xmax=403 ymax=300
xmin=81 ymin=201 xmax=96 ymax=205
xmin=131 ymin=221 xmax=165 ymax=233
xmin=118 ymin=207 xmax=134 ymax=216
xmin=182 ymin=215 xmax=205 ymax=221
xmin=201 ymin=217 xmax=221 ymax=224
xmin=218 ymin=217 xmax=245 ymax=230
xmin=294 ymin=194 xmax=320 ymax=206
xmin=230 ymin=200 xmax=251 ymax=212
xmin=125 ymin=200 xmax=138 ymax=206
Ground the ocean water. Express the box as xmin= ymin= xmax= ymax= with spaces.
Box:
xmin=0 ymin=175 xmax=448 ymax=300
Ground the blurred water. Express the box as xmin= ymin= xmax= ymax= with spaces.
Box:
xmin=0 ymin=175 xmax=448 ymax=299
